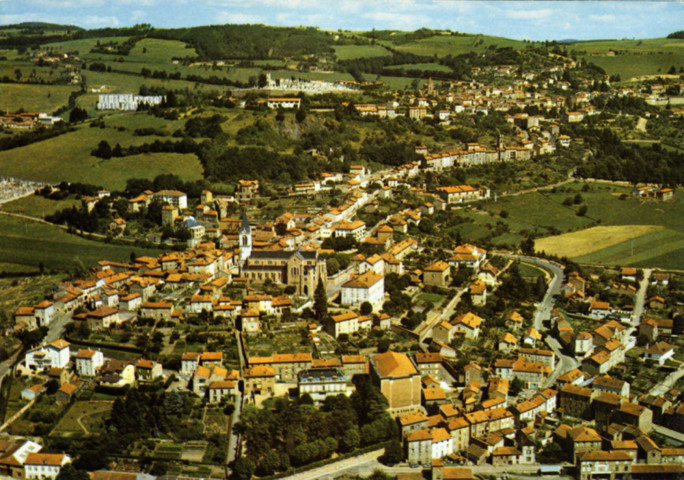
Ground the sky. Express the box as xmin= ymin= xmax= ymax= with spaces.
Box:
xmin=0 ymin=0 xmax=682 ymax=41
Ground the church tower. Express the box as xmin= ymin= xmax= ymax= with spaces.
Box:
xmin=239 ymin=211 xmax=252 ymax=269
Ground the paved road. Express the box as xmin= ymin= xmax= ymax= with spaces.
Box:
xmin=631 ymin=268 xmax=652 ymax=326
xmin=495 ymin=254 xmax=579 ymax=386
xmin=275 ymin=449 xmax=385 ymax=480
xmin=45 ymin=311 xmax=73 ymax=343
xmin=226 ymin=330 xmax=246 ymax=474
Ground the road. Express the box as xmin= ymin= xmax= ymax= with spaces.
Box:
xmin=417 ymin=287 xmax=468 ymax=343
xmin=274 ymin=449 xmax=385 ymax=480
xmin=226 ymin=330 xmax=246 ymax=475
xmin=631 ymin=269 xmax=652 ymax=326
xmin=496 ymin=254 xmax=579 ymax=386
xmin=45 ymin=311 xmax=73 ymax=343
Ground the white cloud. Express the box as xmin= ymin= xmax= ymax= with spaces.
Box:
xmin=589 ymin=14 xmax=616 ymax=22
xmin=82 ymin=15 xmax=120 ymax=26
xmin=130 ymin=10 xmax=146 ymax=22
xmin=214 ymin=12 xmax=266 ymax=24
xmin=506 ymin=9 xmax=553 ymax=20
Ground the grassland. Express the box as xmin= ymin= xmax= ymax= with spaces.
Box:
xmin=126 ymin=38 xmax=197 ymax=62
xmin=0 ymin=273 xmax=63 ymax=320
xmin=0 ymin=125 xmax=204 ymax=189
xmin=0 ymin=215 xmax=161 ymax=271
xmin=385 ymin=62 xmax=453 ymax=72
xmin=393 ymin=33 xmax=528 ymax=57
xmin=51 ymin=400 xmax=113 ymax=436
xmin=333 ymin=45 xmax=391 ymax=60
xmin=0 ymin=83 xmax=79 ymax=114
xmin=43 ymin=36 xmax=130 ymax=54
xmin=472 ymin=181 xmax=684 ymax=269
xmin=570 ymin=37 xmax=684 ymax=80
xmin=2 ymin=194 xmax=80 ymax=217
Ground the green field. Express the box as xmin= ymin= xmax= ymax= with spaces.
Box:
xmin=394 ymin=33 xmax=528 ymax=57
xmin=570 ymin=37 xmax=684 ymax=80
xmin=0 ymin=273 xmax=63 ymax=324
xmin=0 ymin=83 xmax=79 ymax=113
xmin=0 ymin=215 xmax=161 ymax=271
xmin=43 ymin=36 xmax=130 ymax=54
xmin=0 ymin=125 xmax=204 ymax=189
xmin=333 ymin=45 xmax=391 ymax=60
xmin=385 ymin=62 xmax=453 ymax=73
xmin=2 ymin=194 xmax=80 ymax=217
xmin=51 ymin=401 xmax=113 ymax=436
xmin=126 ymin=38 xmax=197 ymax=62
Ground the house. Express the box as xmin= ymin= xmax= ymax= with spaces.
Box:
xmin=75 ymin=349 xmax=104 ymax=376
xmin=413 ymin=353 xmax=442 ymax=379
xmin=559 ymin=384 xmax=595 ymax=419
xmin=452 ymin=312 xmax=483 ymax=339
xmin=139 ymin=301 xmax=173 ymax=321
xmin=99 ymin=359 xmax=136 ymax=388
xmin=399 ymin=411 xmax=429 ymax=438
xmin=135 ymin=359 xmax=163 ymax=382
xmin=153 ymin=190 xmax=187 ymax=210
xmin=643 ymin=341 xmax=675 ymax=365
xmin=240 ymin=309 xmax=261 ymax=335
xmin=243 ymin=365 xmax=276 ymax=397
xmin=55 ymin=383 xmax=79 ymax=403
xmin=436 ymin=185 xmax=489 ymax=204
xmin=24 ymin=453 xmax=71 ymax=479
xmin=340 ymin=271 xmax=385 ymax=311
xmin=266 ymin=97 xmax=301 ymax=109
xmin=207 ymin=380 xmax=238 ymax=404
xmin=0 ymin=439 xmax=42 ymax=478
xmin=119 ymin=293 xmax=142 ymax=311
xmin=423 ymin=261 xmax=451 ymax=288
xmin=406 ymin=429 xmax=432 ymax=465
xmin=25 ymin=340 xmax=71 ymax=371
xmin=86 ymin=306 xmax=121 ymax=331
xmin=297 ymin=368 xmax=348 ymax=404
xmin=21 ymin=384 xmax=45 ymax=401
xmin=577 ymin=451 xmax=633 ymax=480
xmin=469 ymin=280 xmax=486 ymax=306
xmin=328 ymin=311 xmax=359 ymax=338
xmin=33 ymin=300 xmax=55 ymax=327
xmin=370 ymin=351 xmax=422 ymax=417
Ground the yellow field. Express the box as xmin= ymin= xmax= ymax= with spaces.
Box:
xmin=534 ymin=225 xmax=664 ymax=258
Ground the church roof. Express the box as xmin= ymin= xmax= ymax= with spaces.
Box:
xmin=240 ymin=211 xmax=251 ymax=233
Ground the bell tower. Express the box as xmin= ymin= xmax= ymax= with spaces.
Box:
xmin=239 ymin=211 xmax=252 ymax=269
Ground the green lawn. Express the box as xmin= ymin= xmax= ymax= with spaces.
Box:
xmin=0 ymin=83 xmax=79 ymax=113
xmin=0 ymin=125 xmax=204 ymax=189
xmin=333 ymin=45 xmax=391 ymax=60
xmin=0 ymin=273 xmax=63 ymax=321
xmin=583 ymin=53 xmax=683 ymax=81
xmin=0 ymin=215 xmax=161 ymax=271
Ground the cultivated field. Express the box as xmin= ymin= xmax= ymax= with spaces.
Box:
xmin=534 ymin=225 xmax=664 ymax=258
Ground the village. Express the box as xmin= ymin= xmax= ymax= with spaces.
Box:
xmin=0 ymin=14 xmax=682 ymax=480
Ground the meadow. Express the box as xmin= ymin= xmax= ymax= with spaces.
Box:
xmin=0 ymin=83 xmax=79 ymax=114
xmin=2 ymin=194 xmax=80 ymax=217
xmin=0 ymin=125 xmax=204 ymax=189
xmin=393 ymin=33 xmax=528 ymax=57
xmin=333 ymin=44 xmax=391 ymax=60
xmin=0 ymin=215 xmax=161 ymax=271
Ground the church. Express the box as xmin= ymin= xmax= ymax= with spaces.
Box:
xmin=238 ymin=213 xmax=327 ymax=297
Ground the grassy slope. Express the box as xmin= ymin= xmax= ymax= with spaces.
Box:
xmin=0 ymin=124 xmax=204 ymax=189
xmin=333 ymin=45 xmax=391 ymax=60
xmin=2 ymin=194 xmax=80 ymax=217
xmin=0 ymin=83 xmax=79 ymax=113
xmin=393 ymin=33 xmax=528 ymax=57
xmin=571 ymin=37 xmax=684 ymax=80
xmin=0 ymin=215 xmax=161 ymax=271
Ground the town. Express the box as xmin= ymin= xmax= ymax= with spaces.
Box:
xmin=0 ymin=12 xmax=683 ymax=480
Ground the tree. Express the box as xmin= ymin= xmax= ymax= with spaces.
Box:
xmin=56 ymin=464 xmax=90 ymax=480
xmin=314 ymin=278 xmax=328 ymax=322
xmin=577 ymin=205 xmax=588 ymax=216
xmin=257 ymin=73 xmax=268 ymax=88
xmin=510 ymin=377 xmax=524 ymax=396
xmin=360 ymin=301 xmax=373 ymax=316
xmin=69 ymin=107 xmax=88 ymax=123
xmin=377 ymin=337 xmax=391 ymax=353
xmin=295 ymin=108 xmax=307 ymax=123
xmin=256 ymin=451 xmax=280 ymax=476
xmin=275 ymin=108 xmax=285 ymax=122
xmin=340 ymin=426 xmax=360 ymax=452
xmin=232 ymin=457 xmax=255 ymax=480
xmin=380 ymin=439 xmax=403 ymax=465
xmin=95 ymin=140 xmax=112 ymax=159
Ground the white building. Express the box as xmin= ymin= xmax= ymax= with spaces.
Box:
xmin=97 ymin=93 xmax=164 ymax=111
xmin=75 ymin=349 xmax=104 ymax=376
xmin=153 ymin=190 xmax=188 ymax=210
xmin=24 ymin=453 xmax=71 ymax=480
xmin=340 ymin=271 xmax=384 ymax=311
xmin=297 ymin=368 xmax=348 ymax=404
xmin=328 ymin=311 xmax=359 ymax=338
xmin=24 ymin=340 xmax=71 ymax=371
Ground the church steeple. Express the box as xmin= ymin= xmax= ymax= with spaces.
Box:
xmin=239 ymin=211 xmax=252 ymax=268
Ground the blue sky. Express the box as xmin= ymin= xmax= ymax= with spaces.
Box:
xmin=1 ymin=1 xmax=681 ymax=41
